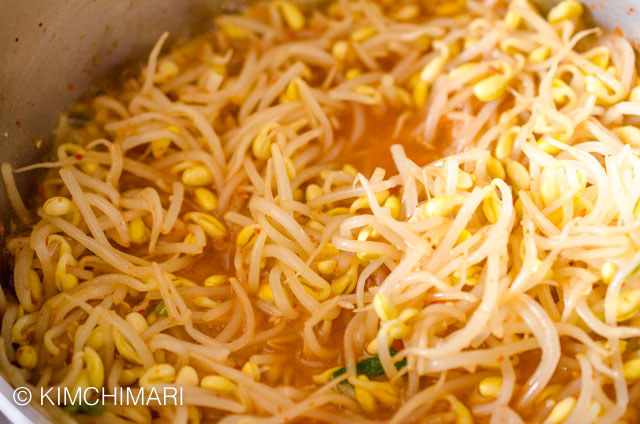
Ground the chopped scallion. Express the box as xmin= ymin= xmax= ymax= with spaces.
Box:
xmin=154 ymin=300 xmax=168 ymax=317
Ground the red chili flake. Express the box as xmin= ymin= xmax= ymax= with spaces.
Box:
xmin=168 ymin=288 xmax=173 ymax=294
xmin=614 ymin=27 xmax=623 ymax=36
xmin=255 ymin=228 xmax=262 ymax=234
xmin=15 ymin=121 xmax=21 ymax=128
xmin=236 ymin=190 xmax=249 ymax=198
xmin=38 ymin=184 xmax=46 ymax=201
xmin=138 ymin=309 xmax=145 ymax=314
xmin=497 ymin=354 xmax=504 ymax=362
xmin=38 ymin=22 xmax=43 ymax=27
xmin=1 ymin=94 xmax=6 ymax=100
xmin=74 ymin=153 xmax=84 ymax=160
xmin=67 ymin=83 xmax=74 ymax=91
xmin=590 ymin=3 xmax=596 ymax=9
xmin=391 ymin=339 xmax=404 ymax=351
xmin=15 ymin=37 xmax=19 ymax=42
xmin=292 ymin=303 xmax=298 ymax=308
xmin=629 ymin=7 xmax=635 ymax=14
xmin=216 ymin=393 xmax=221 ymax=398
xmin=45 ymin=235 xmax=49 ymax=246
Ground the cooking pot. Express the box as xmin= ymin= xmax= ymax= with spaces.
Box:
xmin=0 ymin=0 xmax=637 ymax=422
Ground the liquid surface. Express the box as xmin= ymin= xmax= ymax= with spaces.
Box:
xmin=339 ymin=106 xmax=446 ymax=175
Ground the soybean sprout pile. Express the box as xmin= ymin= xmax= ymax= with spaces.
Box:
xmin=2 ymin=0 xmax=640 ymax=422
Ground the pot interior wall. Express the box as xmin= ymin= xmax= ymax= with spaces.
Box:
xmin=0 ymin=0 xmax=245 ymax=229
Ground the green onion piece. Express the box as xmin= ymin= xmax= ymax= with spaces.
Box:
xmin=63 ymin=401 xmax=105 ymax=416
xmin=78 ymin=402 xmax=106 ymax=416
xmin=154 ymin=300 xmax=168 ymax=317
xmin=332 ymin=347 xmax=406 ymax=380
xmin=62 ymin=404 xmax=80 ymax=414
